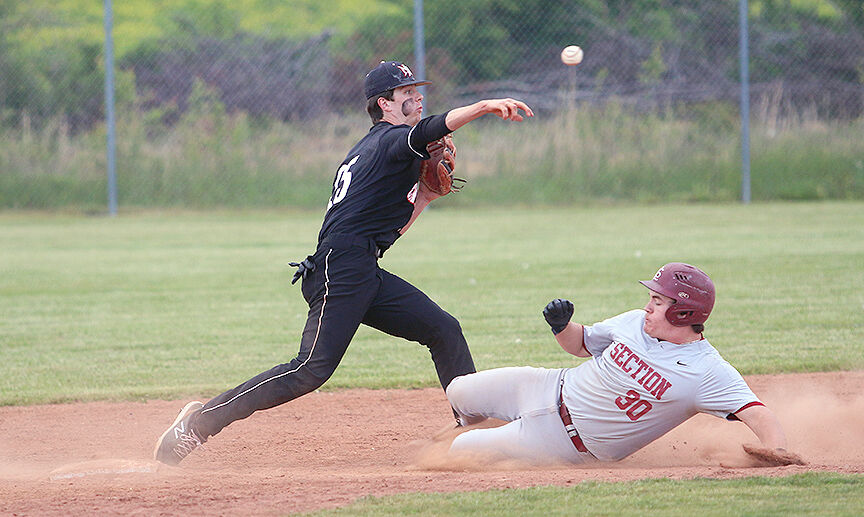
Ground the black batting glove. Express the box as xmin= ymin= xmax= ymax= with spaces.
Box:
xmin=543 ymin=298 xmax=574 ymax=335
xmin=289 ymin=256 xmax=316 ymax=285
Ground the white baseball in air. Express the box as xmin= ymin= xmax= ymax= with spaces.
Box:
xmin=561 ymin=45 xmax=584 ymax=66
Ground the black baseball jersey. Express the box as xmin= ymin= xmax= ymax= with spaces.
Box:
xmin=187 ymin=112 xmax=476 ymax=445
xmin=318 ymin=113 xmax=451 ymax=247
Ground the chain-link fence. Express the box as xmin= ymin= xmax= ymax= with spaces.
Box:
xmin=1 ymin=0 xmax=862 ymax=211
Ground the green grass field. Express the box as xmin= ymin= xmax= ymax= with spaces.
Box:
xmin=306 ymin=473 xmax=864 ymax=516
xmin=1 ymin=202 xmax=863 ymax=514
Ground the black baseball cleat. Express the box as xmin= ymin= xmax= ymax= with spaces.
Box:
xmin=154 ymin=401 xmax=205 ymax=465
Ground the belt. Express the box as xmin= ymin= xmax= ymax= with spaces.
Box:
xmin=558 ymin=382 xmax=589 ymax=453
xmin=318 ymin=233 xmax=380 ymax=256
xmin=318 ymin=231 xmax=399 ymax=258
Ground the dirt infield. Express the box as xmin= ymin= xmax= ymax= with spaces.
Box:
xmin=1 ymin=371 xmax=862 ymax=516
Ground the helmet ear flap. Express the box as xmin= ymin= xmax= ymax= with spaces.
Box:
xmin=664 ymin=305 xmax=698 ymax=327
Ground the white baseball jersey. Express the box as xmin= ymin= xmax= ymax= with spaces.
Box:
xmin=563 ymin=309 xmax=761 ymax=461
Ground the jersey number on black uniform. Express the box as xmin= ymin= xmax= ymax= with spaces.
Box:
xmin=327 ymin=155 xmax=360 ymax=210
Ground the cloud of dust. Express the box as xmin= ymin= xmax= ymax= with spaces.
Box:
xmin=768 ymin=382 xmax=864 ymax=465
xmin=612 ymin=380 xmax=864 ymax=469
xmin=0 ymin=461 xmax=46 ymax=481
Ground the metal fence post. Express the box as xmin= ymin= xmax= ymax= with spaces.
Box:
xmin=104 ymin=0 xmax=118 ymax=216
xmin=739 ymin=0 xmax=751 ymax=204
xmin=413 ymin=0 xmax=426 ymax=96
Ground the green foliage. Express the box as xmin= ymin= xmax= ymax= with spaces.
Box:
xmin=752 ymin=0 xmax=846 ymax=24
xmin=162 ymin=0 xmax=241 ymax=38
xmin=639 ymin=43 xmax=667 ymax=84
xmin=337 ymin=5 xmax=413 ymax=64
xmin=0 ymin=0 xmax=405 ymax=129
xmin=0 ymin=33 xmax=105 ymax=130
xmin=833 ymin=0 xmax=864 ymax=26
xmin=3 ymin=0 xmax=862 ymax=126
xmin=7 ymin=0 xmax=401 ymax=54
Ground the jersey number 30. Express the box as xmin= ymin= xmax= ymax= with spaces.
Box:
xmin=327 ymin=155 xmax=360 ymax=210
xmin=615 ymin=389 xmax=653 ymax=421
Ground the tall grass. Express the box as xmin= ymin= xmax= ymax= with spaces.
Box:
xmin=450 ymin=103 xmax=864 ymax=205
xmin=1 ymin=102 xmax=862 ymax=210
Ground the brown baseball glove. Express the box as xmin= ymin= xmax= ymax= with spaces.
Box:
xmin=419 ymin=134 xmax=465 ymax=196
xmin=742 ymin=444 xmax=806 ymax=466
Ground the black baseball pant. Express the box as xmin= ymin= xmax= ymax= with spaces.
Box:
xmin=194 ymin=234 xmax=476 ymax=439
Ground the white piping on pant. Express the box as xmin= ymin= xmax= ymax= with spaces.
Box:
xmin=201 ymin=248 xmax=333 ymax=415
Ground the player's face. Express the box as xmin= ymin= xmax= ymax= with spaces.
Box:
xmin=642 ymin=291 xmax=677 ymax=339
xmin=392 ymin=85 xmax=424 ymax=125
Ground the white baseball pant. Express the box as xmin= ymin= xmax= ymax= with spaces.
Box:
xmin=446 ymin=366 xmax=595 ymax=465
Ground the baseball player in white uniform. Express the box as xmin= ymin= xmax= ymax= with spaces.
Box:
xmin=445 ymin=263 xmax=803 ymax=465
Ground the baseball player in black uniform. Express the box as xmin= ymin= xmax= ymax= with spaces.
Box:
xmin=154 ymin=60 xmax=533 ymax=465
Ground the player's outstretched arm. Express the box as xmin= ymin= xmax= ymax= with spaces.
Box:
xmin=736 ymin=404 xmax=806 ymax=465
xmin=736 ymin=404 xmax=787 ymax=449
xmin=445 ymin=98 xmax=533 ymax=131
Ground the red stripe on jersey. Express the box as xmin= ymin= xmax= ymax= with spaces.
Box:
xmin=726 ymin=401 xmax=765 ymax=421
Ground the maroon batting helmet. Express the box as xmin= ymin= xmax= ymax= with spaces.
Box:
xmin=639 ymin=262 xmax=715 ymax=326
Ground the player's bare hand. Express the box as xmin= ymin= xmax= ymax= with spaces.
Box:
xmin=742 ymin=444 xmax=806 ymax=467
xmin=487 ymin=98 xmax=534 ymax=121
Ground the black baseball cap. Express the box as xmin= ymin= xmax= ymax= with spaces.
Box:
xmin=364 ymin=60 xmax=431 ymax=99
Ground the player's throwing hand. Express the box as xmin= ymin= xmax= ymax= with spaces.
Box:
xmin=489 ymin=98 xmax=533 ymax=121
